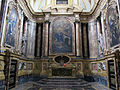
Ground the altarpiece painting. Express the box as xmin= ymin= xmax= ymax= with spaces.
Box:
xmin=50 ymin=17 xmax=75 ymax=55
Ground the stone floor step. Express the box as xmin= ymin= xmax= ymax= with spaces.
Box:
xmin=33 ymin=82 xmax=91 ymax=87
xmin=12 ymin=81 xmax=111 ymax=90
xmin=42 ymin=79 xmax=84 ymax=82
xmin=41 ymin=78 xmax=84 ymax=82
xmin=33 ymin=84 xmax=91 ymax=88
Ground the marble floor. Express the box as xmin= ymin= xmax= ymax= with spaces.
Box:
xmin=12 ymin=78 xmax=111 ymax=90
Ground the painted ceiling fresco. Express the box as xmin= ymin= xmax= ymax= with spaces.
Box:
xmin=27 ymin=0 xmax=99 ymax=12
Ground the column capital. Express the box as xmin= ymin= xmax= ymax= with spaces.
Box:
xmin=74 ymin=13 xmax=80 ymax=23
xmin=44 ymin=13 xmax=50 ymax=23
xmin=75 ymin=19 xmax=80 ymax=23
xmin=44 ymin=19 xmax=50 ymax=23
xmin=100 ymin=11 xmax=104 ymax=16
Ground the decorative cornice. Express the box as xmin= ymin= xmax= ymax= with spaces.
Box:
xmin=17 ymin=0 xmax=108 ymax=22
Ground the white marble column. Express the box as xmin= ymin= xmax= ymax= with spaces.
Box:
xmin=74 ymin=14 xmax=82 ymax=57
xmin=0 ymin=0 xmax=8 ymax=47
xmin=44 ymin=13 xmax=50 ymax=57
xmin=101 ymin=11 xmax=107 ymax=50
xmin=44 ymin=21 xmax=49 ymax=57
xmin=97 ymin=19 xmax=101 ymax=55
xmin=18 ymin=11 xmax=24 ymax=52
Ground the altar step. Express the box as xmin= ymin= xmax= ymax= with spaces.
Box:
xmin=13 ymin=78 xmax=111 ymax=90
xmin=32 ymin=78 xmax=91 ymax=88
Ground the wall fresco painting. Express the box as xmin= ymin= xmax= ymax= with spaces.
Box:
xmin=107 ymin=3 xmax=120 ymax=47
xmin=51 ymin=18 xmax=73 ymax=54
xmin=5 ymin=8 xmax=18 ymax=47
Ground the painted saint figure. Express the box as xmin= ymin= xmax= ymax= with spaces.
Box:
xmin=5 ymin=8 xmax=18 ymax=47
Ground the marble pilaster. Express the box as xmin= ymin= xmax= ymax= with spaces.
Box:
xmin=88 ymin=21 xmax=98 ymax=58
xmin=26 ymin=21 xmax=36 ymax=58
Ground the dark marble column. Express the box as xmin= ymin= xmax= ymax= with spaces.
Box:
xmin=36 ymin=24 xmax=42 ymax=57
xmin=82 ymin=23 xmax=89 ymax=58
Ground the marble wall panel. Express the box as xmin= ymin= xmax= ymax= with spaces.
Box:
xmin=26 ymin=21 xmax=36 ymax=58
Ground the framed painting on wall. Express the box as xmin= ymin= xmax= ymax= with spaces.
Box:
xmin=49 ymin=17 xmax=75 ymax=55
xmin=107 ymin=1 xmax=120 ymax=47
xmin=5 ymin=3 xmax=19 ymax=48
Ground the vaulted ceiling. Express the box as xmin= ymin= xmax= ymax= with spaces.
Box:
xmin=27 ymin=0 xmax=99 ymax=13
